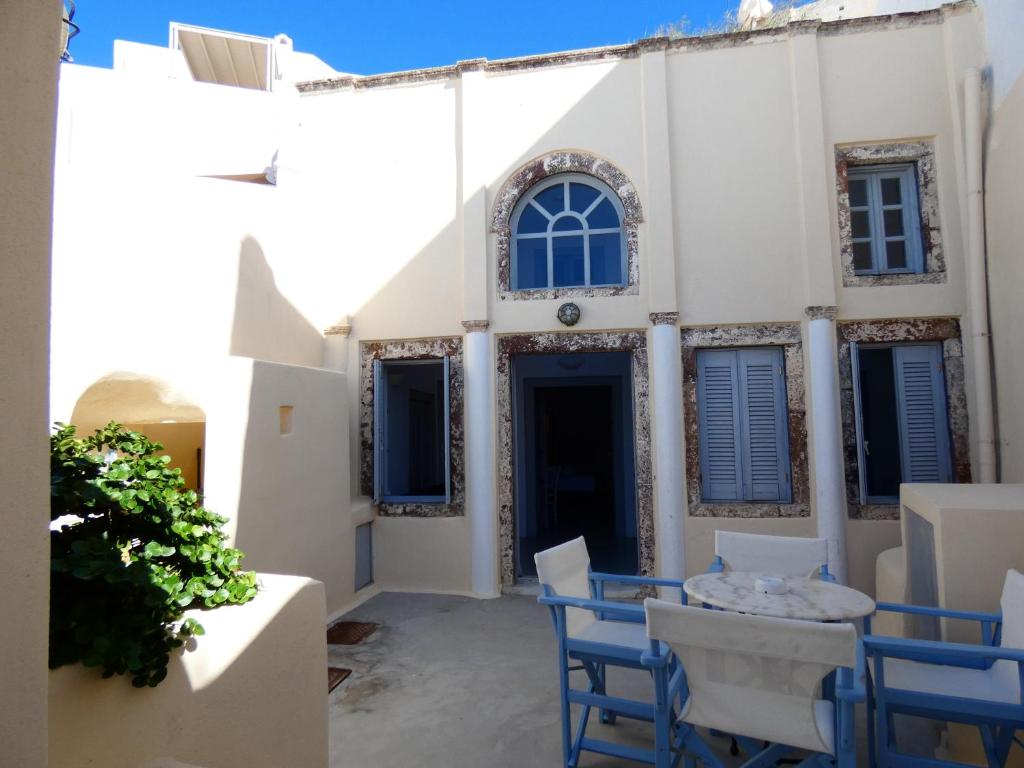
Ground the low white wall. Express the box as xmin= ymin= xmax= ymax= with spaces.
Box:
xmin=49 ymin=574 xmax=327 ymax=768
xmin=205 ymin=358 xmax=360 ymax=617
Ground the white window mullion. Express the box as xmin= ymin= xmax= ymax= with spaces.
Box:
xmin=546 ymin=236 xmax=554 ymax=289
xmin=583 ymin=226 xmax=591 ymax=286
xmin=581 ymin=192 xmax=606 ymax=219
xmin=869 ymin=175 xmax=886 ymax=273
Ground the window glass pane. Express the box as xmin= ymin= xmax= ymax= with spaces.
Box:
xmin=569 ymin=183 xmax=601 ymax=214
xmin=881 ymin=177 xmax=902 ymax=206
xmin=515 ymin=238 xmax=548 ymax=289
xmin=552 ymin=214 xmax=584 ymax=232
xmin=886 ymin=240 xmax=907 ymax=270
xmin=517 ymin=204 xmax=548 ymax=234
xmin=883 ymin=209 xmax=904 ymax=237
xmin=533 ymin=184 xmax=565 ymax=216
xmin=851 ymin=210 xmax=871 ymax=239
xmin=587 ymin=198 xmax=619 ymax=229
xmin=552 ymin=235 xmax=585 ymax=287
xmin=853 ymin=241 xmax=874 ymax=272
xmin=848 ymin=178 xmax=868 ymax=207
xmin=384 ymin=362 xmax=445 ymax=498
xmin=589 ymin=233 xmax=622 ymax=285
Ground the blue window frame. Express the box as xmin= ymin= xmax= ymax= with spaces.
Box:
xmin=510 ymin=174 xmax=626 ymax=290
xmin=372 ymin=358 xmax=451 ymax=504
xmin=696 ymin=347 xmax=792 ymax=503
xmin=847 ymin=164 xmax=924 ymax=275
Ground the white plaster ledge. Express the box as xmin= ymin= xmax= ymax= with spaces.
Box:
xmin=49 ymin=574 xmax=328 ymax=768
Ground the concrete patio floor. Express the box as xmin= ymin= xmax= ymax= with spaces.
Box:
xmin=328 ymin=592 xmax=934 ymax=767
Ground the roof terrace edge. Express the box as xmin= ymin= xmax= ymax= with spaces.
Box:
xmin=296 ymin=0 xmax=975 ymax=95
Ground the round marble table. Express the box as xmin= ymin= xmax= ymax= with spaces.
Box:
xmin=683 ymin=572 xmax=876 ymax=622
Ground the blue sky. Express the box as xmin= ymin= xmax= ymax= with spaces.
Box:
xmin=68 ymin=1 xmax=738 ymax=75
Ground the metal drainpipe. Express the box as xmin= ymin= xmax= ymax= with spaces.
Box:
xmin=964 ymin=67 xmax=998 ymax=484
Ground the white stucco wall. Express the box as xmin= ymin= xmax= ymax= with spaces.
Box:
xmin=49 ymin=574 xmax=328 ymax=768
xmin=986 ymin=66 xmax=1024 ymax=482
xmin=51 ymin=4 xmax=989 ymax=599
xmin=204 ymin=359 xmax=360 ymax=617
xmin=0 ymin=2 xmax=59 ymax=766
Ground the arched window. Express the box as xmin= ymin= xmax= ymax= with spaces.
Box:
xmin=511 ymin=174 xmax=626 ymax=291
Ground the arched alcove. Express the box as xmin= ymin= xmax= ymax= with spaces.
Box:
xmin=71 ymin=373 xmax=207 ymax=491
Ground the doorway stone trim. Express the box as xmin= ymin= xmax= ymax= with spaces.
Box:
xmin=495 ymin=330 xmax=654 ymax=587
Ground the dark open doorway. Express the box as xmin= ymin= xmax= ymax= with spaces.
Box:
xmin=513 ymin=351 xmax=637 ymax=577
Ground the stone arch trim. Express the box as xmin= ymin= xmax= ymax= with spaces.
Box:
xmin=491 ymin=151 xmax=644 ymax=300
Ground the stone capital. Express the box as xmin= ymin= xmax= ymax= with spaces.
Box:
xmin=804 ymin=305 xmax=839 ymax=321
xmin=461 ymin=320 xmax=490 ymax=333
xmin=324 ymin=324 xmax=352 ymax=337
xmin=649 ymin=311 xmax=680 ymax=326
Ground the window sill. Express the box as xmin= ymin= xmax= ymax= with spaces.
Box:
xmin=848 ymin=502 xmax=899 ymax=521
xmin=687 ymin=501 xmax=810 ymax=519
xmin=843 ymin=271 xmax=946 ymax=287
xmin=375 ymin=500 xmax=463 ymax=518
xmin=499 ymin=283 xmax=638 ymax=301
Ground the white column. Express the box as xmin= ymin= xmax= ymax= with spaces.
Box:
xmin=651 ymin=314 xmax=685 ymax=599
xmin=806 ymin=306 xmax=848 ymax=583
xmin=463 ymin=321 xmax=498 ymax=597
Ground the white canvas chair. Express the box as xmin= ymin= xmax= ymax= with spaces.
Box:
xmin=710 ymin=530 xmax=834 ymax=581
xmin=535 ymin=537 xmax=688 ymax=767
xmin=864 ymin=568 xmax=1024 ymax=767
xmin=645 ymin=598 xmax=863 ymax=767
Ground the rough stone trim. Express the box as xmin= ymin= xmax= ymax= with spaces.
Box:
xmin=359 ymin=337 xmax=465 ymax=517
xmin=681 ymin=324 xmax=810 ymax=519
xmin=461 ymin=320 xmax=490 ymax=333
xmin=496 ymin=331 xmax=653 ymax=586
xmin=297 ymin=3 xmax=972 ymax=94
xmin=324 ymin=324 xmax=352 ymax=337
xmin=649 ymin=312 xmax=680 ymax=326
xmin=491 ymin=151 xmax=642 ymax=301
xmin=836 ymin=318 xmax=970 ymax=520
xmin=835 ymin=141 xmax=945 ymax=287
xmin=805 ymin=305 xmax=838 ymax=321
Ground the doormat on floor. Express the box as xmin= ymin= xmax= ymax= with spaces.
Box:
xmin=327 ymin=620 xmax=379 ymax=645
xmin=328 ymin=667 xmax=351 ymax=693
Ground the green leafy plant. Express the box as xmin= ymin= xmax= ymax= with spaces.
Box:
xmin=50 ymin=422 xmax=258 ymax=687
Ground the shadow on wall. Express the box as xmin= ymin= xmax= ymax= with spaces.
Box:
xmin=48 ymin=575 xmax=327 ymax=768
xmin=217 ymin=236 xmax=355 ymax=613
xmin=230 ymin=235 xmax=324 ymax=367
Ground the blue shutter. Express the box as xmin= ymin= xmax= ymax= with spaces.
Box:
xmin=443 ymin=355 xmax=451 ymax=504
xmin=372 ymin=358 xmax=384 ymax=504
xmin=893 ymin=344 xmax=953 ymax=484
xmin=737 ymin=348 xmax=791 ymax=502
xmin=697 ymin=350 xmax=742 ymax=501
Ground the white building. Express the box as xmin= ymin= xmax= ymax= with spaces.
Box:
xmin=47 ymin=1 xmax=1024 ymax=617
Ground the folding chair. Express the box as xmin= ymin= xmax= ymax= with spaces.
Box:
xmin=863 ymin=568 xmax=1024 ymax=767
xmin=709 ymin=530 xmax=835 ymax=581
xmin=645 ymin=598 xmax=864 ymax=768
xmin=535 ymin=537 xmax=687 ymax=767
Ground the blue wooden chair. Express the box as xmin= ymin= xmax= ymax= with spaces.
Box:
xmin=708 ymin=531 xmax=836 ymax=582
xmin=535 ymin=537 xmax=688 ymax=767
xmin=863 ymin=568 xmax=1024 ymax=767
xmin=645 ymin=597 xmax=865 ymax=768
